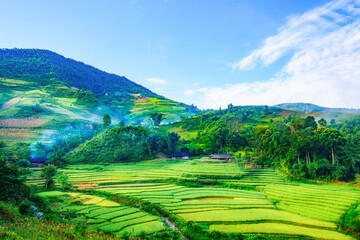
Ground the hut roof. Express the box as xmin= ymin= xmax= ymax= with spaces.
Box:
xmin=211 ymin=154 xmax=234 ymax=159
xmin=31 ymin=157 xmax=48 ymax=163
xmin=171 ymin=152 xmax=189 ymax=158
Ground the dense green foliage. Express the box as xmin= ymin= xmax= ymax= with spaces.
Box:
xmin=150 ymin=112 xmax=166 ymax=126
xmin=0 ymin=160 xmax=29 ymax=203
xmin=165 ymin=106 xmax=360 ymax=181
xmin=40 ymin=165 xmax=57 ymax=190
xmin=64 ymin=126 xmax=180 ymax=163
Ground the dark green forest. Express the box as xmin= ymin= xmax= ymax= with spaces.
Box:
xmin=164 ymin=106 xmax=360 ymax=181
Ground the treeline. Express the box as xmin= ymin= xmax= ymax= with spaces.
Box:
xmin=254 ymin=117 xmax=360 ymax=181
xmin=174 ymin=106 xmax=360 ymax=181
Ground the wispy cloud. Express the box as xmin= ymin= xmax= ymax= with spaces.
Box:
xmin=146 ymin=77 xmax=168 ymax=85
xmin=194 ymin=0 xmax=360 ymax=109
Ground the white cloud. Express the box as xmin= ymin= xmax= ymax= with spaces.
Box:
xmin=146 ymin=78 xmax=167 ymax=85
xmin=197 ymin=0 xmax=360 ymax=109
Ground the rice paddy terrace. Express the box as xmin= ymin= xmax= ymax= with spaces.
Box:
xmin=36 ymin=191 xmax=165 ymax=237
xmin=30 ymin=159 xmax=360 ymax=239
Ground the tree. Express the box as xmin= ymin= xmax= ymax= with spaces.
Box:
xmin=150 ymin=112 xmax=165 ymax=126
xmin=9 ymin=142 xmax=31 ymax=160
xmin=40 ymin=165 xmax=57 ymax=190
xmin=34 ymin=142 xmax=47 ymax=157
xmin=103 ymin=113 xmax=111 ymax=127
xmin=264 ymin=105 xmax=271 ymax=115
xmin=319 ymin=128 xmax=346 ymax=165
xmin=57 ymin=172 xmax=72 ymax=191
xmin=0 ymin=159 xmax=29 ymax=203
xmin=228 ymin=103 xmax=233 ymax=109
xmin=50 ymin=148 xmax=66 ymax=168
xmin=318 ymin=118 xmax=327 ymax=127
xmin=168 ymin=132 xmax=180 ymax=153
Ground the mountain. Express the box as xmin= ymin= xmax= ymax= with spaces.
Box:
xmin=274 ymin=103 xmax=328 ymax=113
xmin=274 ymin=102 xmax=360 ymax=113
xmin=0 ymin=48 xmax=158 ymax=98
xmin=0 ymin=49 xmax=198 ymax=144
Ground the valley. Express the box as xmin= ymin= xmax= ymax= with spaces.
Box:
xmin=1 ymin=49 xmax=360 ymax=240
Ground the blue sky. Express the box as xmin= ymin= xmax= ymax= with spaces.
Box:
xmin=1 ymin=0 xmax=359 ymax=109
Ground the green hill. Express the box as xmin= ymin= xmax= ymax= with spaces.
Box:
xmin=0 ymin=48 xmax=157 ymax=98
xmin=0 ymin=49 xmax=198 ymax=144
xmin=64 ymin=125 xmax=162 ymax=164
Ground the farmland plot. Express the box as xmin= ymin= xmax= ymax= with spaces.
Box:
xmin=30 ymin=160 xmax=360 ymax=239
xmin=36 ymin=191 xmax=165 ymax=236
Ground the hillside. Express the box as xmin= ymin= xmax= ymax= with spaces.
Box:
xmin=0 ymin=48 xmax=158 ymax=98
xmin=0 ymin=49 xmax=198 ymax=144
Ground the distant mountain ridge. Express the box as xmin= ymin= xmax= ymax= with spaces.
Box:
xmin=274 ymin=103 xmax=360 ymax=113
xmin=0 ymin=48 xmax=159 ymax=98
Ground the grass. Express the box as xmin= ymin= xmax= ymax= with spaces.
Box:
xmin=210 ymin=223 xmax=354 ymax=240
xmin=0 ymin=218 xmax=120 ymax=240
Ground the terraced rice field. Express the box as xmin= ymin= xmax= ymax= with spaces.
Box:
xmin=221 ymin=169 xmax=286 ymax=188
xmin=29 ymin=160 xmax=360 ymax=239
xmin=36 ymin=191 xmax=165 ymax=237
xmin=264 ymin=184 xmax=360 ymax=222
xmin=27 ymin=159 xmax=245 ymax=185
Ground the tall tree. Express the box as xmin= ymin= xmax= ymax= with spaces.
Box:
xmin=103 ymin=113 xmax=111 ymax=127
xmin=319 ymin=128 xmax=346 ymax=165
xmin=0 ymin=160 xmax=29 ymax=203
xmin=40 ymin=165 xmax=57 ymax=190
xmin=168 ymin=132 xmax=180 ymax=153
xmin=318 ymin=118 xmax=327 ymax=127
xmin=150 ymin=112 xmax=165 ymax=126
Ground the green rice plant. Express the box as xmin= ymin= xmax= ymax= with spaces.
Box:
xmin=85 ymin=207 xmax=127 ymax=218
xmin=94 ymin=208 xmax=140 ymax=220
xmin=100 ymin=215 xmax=157 ymax=233
xmin=96 ymin=200 xmax=120 ymax=207
xmin=36 ymin=191 xmax=69 ymax=198
xmin=87 ymin=219 xmax=106 ymax=224
xmin=78 ymin=206 xmax=102 ymax=214
xmin=264 ymin=184 xmax=360 ymax=222
xmin=115 ymin=221 xmax=165 ymax=236
xmin=111 ymin=212 xmax=148 ymax=223
xmin=172 ymin=208 xmax=230 ymax=214
xmin=178 ymin=209 xmax=337 ymax=229
xmin=276 ymin=204 xmax=341 ymax=222
xmin=210 ymin=223 xmax=354 ymax=240
xmin=81 ymin=196 xmax=105 ymax=205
